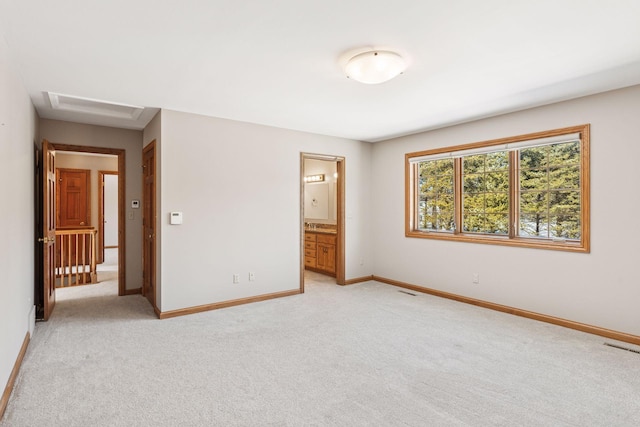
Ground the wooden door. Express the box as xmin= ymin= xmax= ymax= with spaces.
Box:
xmin=57 ymin=168 xmax=90 ymax=228
xmin=56 ymin=168 xmax=92 ymax=268
xmin=142 ymin=142 xmax=156 ymax=308
xmin=42 ymin=140 xmax=56 ymax=320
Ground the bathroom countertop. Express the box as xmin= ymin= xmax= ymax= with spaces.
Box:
xmin=304 ymin=228 xmax=337 ymax=234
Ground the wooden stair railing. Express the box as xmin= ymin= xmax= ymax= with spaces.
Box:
xmin=55 ymin=228 xmax=98 ymax=287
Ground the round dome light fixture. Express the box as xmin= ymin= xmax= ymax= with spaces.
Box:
xmin=345 ymin=50 xmax=406 ymax=84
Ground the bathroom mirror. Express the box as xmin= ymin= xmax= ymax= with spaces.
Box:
xmin=304 ymin=159 xmax=337 ymax=223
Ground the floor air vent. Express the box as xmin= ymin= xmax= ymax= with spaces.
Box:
xmin=603 ymin=343 xmax=640 ymax=355
xmin=398 ymin=290 xmax=417 ymax=296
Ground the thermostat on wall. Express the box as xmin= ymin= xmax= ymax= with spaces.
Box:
xmin=131 ymin=200 xmax=140 ymax=209
xmin=170 ymin=212 xmax=183 ymax=225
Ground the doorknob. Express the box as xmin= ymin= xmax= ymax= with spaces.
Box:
xmin=38 ymin=237 xmax=53 ymax=243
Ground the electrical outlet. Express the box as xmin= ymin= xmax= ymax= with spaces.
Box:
xmin=249 ymin=272 xmax=255 ymax=281
xmin=472 ymin=273 xmax=480 ymax=284
xmin=233 ymin=274 xmax=240 ymax=284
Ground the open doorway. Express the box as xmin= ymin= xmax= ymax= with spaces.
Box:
xmin=300 ymin=153 xmax=345 ymax=292
xmin=99 ymin=171 xmax=119 ymax=263
xmin=55 ymin=151 xmax=120 ymax=294
xmin=35 ymin=142 xmax=126 ymax=320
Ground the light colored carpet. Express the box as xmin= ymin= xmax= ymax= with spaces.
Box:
xmin=3 ymin=269 xmax=640 ymax=426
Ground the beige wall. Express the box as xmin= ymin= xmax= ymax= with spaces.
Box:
xmin=157 ymin=109 xmax=372 ymax=312
xmin=371 ymin=84 xmax=640 ymax=336
xmin=56 ymin=152 xmax=118 ymax=235
xmin=0 ymin=36 xmax=39 ymax=400
xmin=39 ymin=119 xmax=143 ymax=291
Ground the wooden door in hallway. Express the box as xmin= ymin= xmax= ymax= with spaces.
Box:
xmin=142 ymin=141 xmax=156 ymax=309
xmin=56 ymin=168 xmax=90 ymax=227
xmin=41 ymin=140 xmax=57 ymax=320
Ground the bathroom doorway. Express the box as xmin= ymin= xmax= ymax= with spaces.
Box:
xmin=300 ymin=153 xmax=345 ymax=292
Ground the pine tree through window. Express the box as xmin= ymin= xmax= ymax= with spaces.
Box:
xmin=418 ymin=159 xmax=454 ymax=232
xmin=463 ymin=151 xmax=509 ymax=235
xmin=519 ymin=142 xmax=581 ymax=240
xmin=406 ymin=125 xmax=590 ymax=252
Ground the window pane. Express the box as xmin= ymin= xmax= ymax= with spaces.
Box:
xmin=485 ymin=214 xmax=509 ymax=234
xmin=462 ymin=150 xmax=509 ymax=235
xmin=463 ymin=173 xmax=484 ymax=193
xmin=485 ymin=151 xmax=508 ymax=171
xmin=463 ymin=193 xmax=484 ymax=213
xmin=419 ymin=192 xmax=430 ymax=203
xmin=424 ymin=199 xmax=435 ymax=212
xmin=463 ymin=155 xmax=484 ymax=174
xmin=519 ymin=213 xmax=549 ymax=238
xmin=549 ymin=190 xmax=580 ymax=214
xmin=419 ymin=178 xmax=432 ymax=193
xmin=419 ymin=207 xmax=455 ymax=231
xmin=517 ymin=140 xmax=581 ymax=241
xmin=437 ymin=177 xmax=454 ymax=194
xmin=426 ymin=198 xmax=443 ymax=211
xmin=520 ymin=168 xmax=548 ymax=190
xmin=417 ymin=159 xmax=454 ymax=233
xmin=421 ymin=206 xmax=438 ymax=230
xmin=486 ymin=171 xmax=509 ymax=192
xmin=419 ymin=161 xmax=436 ymax=176
xmin=520 ymin=192 xmax=548 ymax=213
xmin=438 ymin=193 xmax=455 ymax=208
xmin=549 ymin=141 xmax=580 ymax=166
xmin=549 ymin=166 xmax=579 ymax=190
xmin=520 ymin=146 xmax=549 ymax=169
xmin=436 ymin=211 xmax=455 ymax=232
xmin=550 ymin=215 xmax=580 ymax=240
xmin=485 ymin=192 xmax=509 ymax=213
xmin=422 ymin=214 xmax=436 ymax=230
xmin=464 ymin=213 xmax=508 ymax=235
xmin=434 ymin=159 xmax=453 ymax=173
xmin=463 ymin=214 xmax=484 ymax=233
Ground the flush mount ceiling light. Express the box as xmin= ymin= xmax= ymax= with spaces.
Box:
xmin=344 ymin=50 xmax=406 ymax=84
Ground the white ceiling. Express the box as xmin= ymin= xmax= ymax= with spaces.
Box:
xmin=1 ymin=0 xmax=639 ymax=142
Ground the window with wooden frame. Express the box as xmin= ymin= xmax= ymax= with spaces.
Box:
xmin=405 ymin=124 xmax=590 ymax=252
